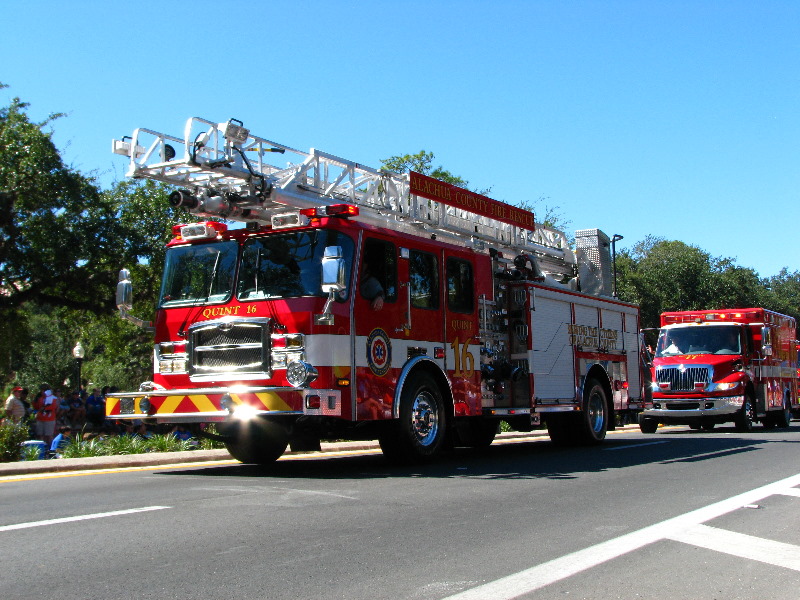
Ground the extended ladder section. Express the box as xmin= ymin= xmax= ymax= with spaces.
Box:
xmin=112 ymin=117 xmax=575 ymax=277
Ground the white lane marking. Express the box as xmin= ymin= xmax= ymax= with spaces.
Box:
xmin=668 ymin=524 xmax=800 ymax=571
xmin=0 ymin=506 xmax=170 ymax=532
xmin=778 ymin=487 xmax=800 ymax=498
xmin=442 ymin=472 xmax=800 ymax=600
xmin=604 ymin=441 xmax=668 ymax=451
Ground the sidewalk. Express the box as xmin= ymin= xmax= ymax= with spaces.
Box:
xmin=0 ymin=428 xmax=636 ymax=477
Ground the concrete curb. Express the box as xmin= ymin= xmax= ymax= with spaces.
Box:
xmin=0 ymin=426 xmax=639 ymax=477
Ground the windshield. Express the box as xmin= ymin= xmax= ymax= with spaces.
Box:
xmin=655 ymin=325 xmax=741 ymax=357
xmin=237 ymin=230 xmax=354 ymax=300
xmin=159 ymin=241 xmax=238 ymax=307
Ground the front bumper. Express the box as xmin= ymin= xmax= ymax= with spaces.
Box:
xmin=642 ymin=395 xmax=744 ymax=423
xmin=105 ymin=386 xmax=341 ymax=423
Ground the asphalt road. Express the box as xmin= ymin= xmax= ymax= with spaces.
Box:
xmin=3 ymin=425 xmax=800 ymax=600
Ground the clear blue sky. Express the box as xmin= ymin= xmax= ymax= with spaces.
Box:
xmin=2 ymin=1 xmax=798 ymax=278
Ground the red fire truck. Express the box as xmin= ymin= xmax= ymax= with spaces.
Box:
xmin=109 ymin=117 xmax=645 ymax=464
xmin=640 ymin=308 xmax=798 ymax=433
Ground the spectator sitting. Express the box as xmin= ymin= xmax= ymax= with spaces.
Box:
xmin=67 ymin=391 xmax=86 ymax=428
xmin=170 ymin=425 xmax=197 ymax=446
xmin=50 ymin=426 xmax=72 ymax=458
xmin=85 ymin=388 xmax=106 ymax=428
xmin=134 ymin=422 xmax=152 ymax=439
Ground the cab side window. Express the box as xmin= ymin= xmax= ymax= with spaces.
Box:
xmin=410 ymin=250 xmax=439 ymax=309
xmin=360 ymin=238 xmax=397 ymax=303
xmin=447 ymin=258 xmax=474 ymax=313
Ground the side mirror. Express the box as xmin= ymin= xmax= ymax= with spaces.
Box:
xmin=116 ymin=268 xmax=133 ymax=312
xmin=316 ymin=247 xmax=346 ymax=326
xmin=321 ymin=246 xmax=346 ymax=294
xmin=761 ymin=326 xmax=773 ymax=356
xmin=115 ymin=268 xmax=153 ymax=332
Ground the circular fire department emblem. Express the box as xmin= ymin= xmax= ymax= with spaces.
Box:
xmin=367 ymin=328 xmax=392 ymax=377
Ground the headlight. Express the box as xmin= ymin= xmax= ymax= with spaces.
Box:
xmin=286 ymin=361 xmax=318 ymax=388
xmin=714 ymin=382 xmax=741 ymax=391
xmin=158 ymin=357 xmax=187 ymax=373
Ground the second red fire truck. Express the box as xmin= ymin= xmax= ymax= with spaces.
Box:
xmin=640 ymin=308 xmax=797 ymax=433
xmin=109 ymin=116 xmax=645 ymax=464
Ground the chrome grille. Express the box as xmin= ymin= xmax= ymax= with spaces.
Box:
xmin=189 ymin=318 xmax=270 ymax=379
xmin=655 ymin=366 xmax=710 ymax=392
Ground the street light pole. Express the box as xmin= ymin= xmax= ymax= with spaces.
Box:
xmin=72 ymin=341 xmax=85 ymax=395
xmin=611 ymin=234 xmax=624 ymax=298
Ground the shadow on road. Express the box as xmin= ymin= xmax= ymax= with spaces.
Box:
xmin=161 ymin=427 xmax=800 ymax=482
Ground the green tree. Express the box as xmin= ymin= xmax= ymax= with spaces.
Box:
xmin=380 ymin=150 xmax=473 ymax=189
xmin=766 ymin=268 xmax=800 ymax=322
xmin=0 ymin=89 xmax=125 ymax=312
xmin=380 ymin=150 xmax=570 ymax=232
xmin=616 ymin=236 xmax=783 ymax=329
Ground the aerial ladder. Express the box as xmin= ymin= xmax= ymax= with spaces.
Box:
xmin=112 ymin=117 xmax=577 ymax=282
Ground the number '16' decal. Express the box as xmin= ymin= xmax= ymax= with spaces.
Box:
xmin=450 ymin=337 xmax=475 ymax=378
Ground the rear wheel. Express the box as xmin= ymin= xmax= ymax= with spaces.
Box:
xmin=380 ymin=372 xmax=448 ymax=463
xmin=575 ymin=378 xmax=609 ymax=444
xmin=546 ymin=413 xmax=576 ymax=446
xmin=456 ymin=418 xmax=498 ymax=449
xmin=223 ymin=418 xmax=289 ymax=465
xmin=773 ymin=395 xmax=792 ymax=429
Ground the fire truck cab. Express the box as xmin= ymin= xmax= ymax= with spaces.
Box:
xmin=109 ymin=117 xmax=645 ymax=464
xmin=640 ymin=308 xmax=798 ymax=433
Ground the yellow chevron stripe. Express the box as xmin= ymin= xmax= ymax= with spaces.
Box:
xmin=255 ymin=392 xmax=293 ymax=411
xmin=159 ymin=395 xmax=186 ymax=414
xmin=106 ymin=397 xmax=119 ymax=413
xmin=189 ymin=394 xmax=217 ymax=412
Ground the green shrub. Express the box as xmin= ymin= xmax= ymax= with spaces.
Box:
xmin=0 ymin=421 xmax=30 ymax=462
xmin=146 ymin=433 xmax=194 ymax=453
xmin=60 ymin=437 xmax=108 ymax=458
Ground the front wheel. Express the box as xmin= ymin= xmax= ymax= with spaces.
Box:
xmin=734 ymin=396 xmax=755 ymax=433
xmin=223 ymin=418 xmax=289 ymax=465
xmin=639 ymin=416 xmax=659 ymax=434
xmin=380 ymin=372 xmax=448 ymax=463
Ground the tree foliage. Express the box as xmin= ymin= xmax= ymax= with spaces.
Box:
xmin=0 ymin=93 xmax=124 ymax=312
xmin=380 ymin=150 xmax=473 ymax=189
xmin=616 ymin=236 xmax=779 ymax=329
xmin=0 ymin=89 xmax=185 ymax=391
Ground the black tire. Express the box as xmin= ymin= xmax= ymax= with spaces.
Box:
xmin=575 ymin=378 xmax=609 ymax=444
xmin=734 ymin=395 xmax=755 ymax=433
xmin=546 ymin=413 xmax=576 ymax=446
xmin=379 ymin=371 xmax=447 ymax=463
xmin=224 ymin=418 xmax=289 ymax=465
xmin=639 ymin=416 xmax=659 ymax=434
xmin=773 ymin=395 xmax=792 ymax=429
xmin=456 ymin=418 xmax=498 ymax=449
xmin=701 ymin=422 xmax=716 ymax=431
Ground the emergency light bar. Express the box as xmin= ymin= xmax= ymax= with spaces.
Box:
xmin=271 ymin=204 xmax=359 ymax=229
xmin=300 ymin=204 xmax=359 ymax=218
xmin=173 ymin=221 xmax=228 ymax=241
xmin=272 ymin=212 xmax=310 ymax=229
